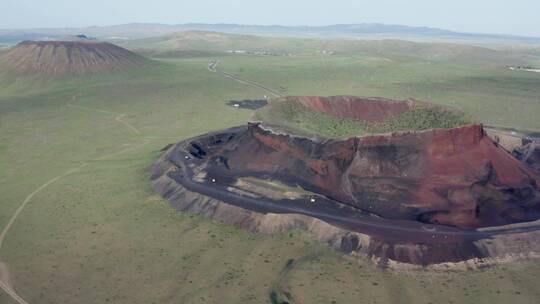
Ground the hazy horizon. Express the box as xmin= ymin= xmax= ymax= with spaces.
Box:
xmin=1 ymin=0 xmax=540 ymax=37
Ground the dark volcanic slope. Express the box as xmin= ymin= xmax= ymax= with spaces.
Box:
xmin=515 ymin=141 xmax=540 ymax=175
xmin=0 ymin=40 xmax=147 ymax=75
xmin=184 ymin=123 xmax=540 ymax=229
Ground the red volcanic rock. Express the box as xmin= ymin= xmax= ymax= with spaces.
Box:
xmin=210 ymin=123 xmax=540 ymax=229
xmin=284 ymin=96 xmax=416 ymax=122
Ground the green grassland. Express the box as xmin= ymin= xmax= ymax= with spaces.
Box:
xmin=120 ymin=31 xmax=527 ymax=65
xmin=255 ymin=99 xmax=471 ymax=138
xmin=1 ymin=33 xmax=540 ymax=303
xmin=217 ymin=54 xmax=540 ymax=132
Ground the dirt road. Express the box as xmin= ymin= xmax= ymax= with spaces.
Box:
xmin=0 ymin=94 xmax=149 ymax=303
xmin=208 ymin=61 xmax=283 ymax=98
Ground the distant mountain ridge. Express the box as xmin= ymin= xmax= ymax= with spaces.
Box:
xmin=1 ymin=23 xmax=540 ymax=45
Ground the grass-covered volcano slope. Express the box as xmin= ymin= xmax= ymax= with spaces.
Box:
xmin=0 ymin=40 xmax=147 ymax=75
xmin=254 ymin=96 xmax=471 ymax=138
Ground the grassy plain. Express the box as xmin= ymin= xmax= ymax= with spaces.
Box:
xmin=1 ymin=33 xmax=540 ymax=303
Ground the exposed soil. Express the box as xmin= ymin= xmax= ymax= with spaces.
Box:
xmin=151 ymin=96 xmax=540 ymax=266
xmin=0 ymin=40 xmax=147 ymax=75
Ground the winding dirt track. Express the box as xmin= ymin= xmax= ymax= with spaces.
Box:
xmin=0 ymin=262 xmax=28 ymax=304
xmin=0 ymin=164 xmax=88 ymax=249
xmin=0 ymin=94 xmax=148 ymax=304
xmin=0 ymin=60 xmax=267 ymax=302
xmin=66 ymin=96 xmax=141 ymax=135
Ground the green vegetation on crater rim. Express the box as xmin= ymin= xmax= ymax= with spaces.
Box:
xmin=254 ymin=97 xmax=471 ymax=138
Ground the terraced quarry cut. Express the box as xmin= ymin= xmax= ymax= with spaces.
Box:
xmin=0 ymin=40 xmax=147 ymax=75
xmin=152 ymin=96 xmax=540 ymax=267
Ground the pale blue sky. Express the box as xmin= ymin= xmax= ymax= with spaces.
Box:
xmin=1 ymin=0 xmax=539 ymax=36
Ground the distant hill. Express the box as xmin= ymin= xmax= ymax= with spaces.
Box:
xmin=0 ymin=40 xmax=147 ymax=75
xmin=1 ymin=23 xmax=540 ymax=45
xmin=116 ymin=31 xmax=531 ymax=67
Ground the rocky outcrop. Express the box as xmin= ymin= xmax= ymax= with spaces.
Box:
xmin=514 ymin=142 xmax=540 ymax=175
xmin=0 ymin=40 xmax=147 ymax=75
xmin=485 ymin=128 xmax=540 ymax=175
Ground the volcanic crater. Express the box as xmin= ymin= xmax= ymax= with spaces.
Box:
xmin=0 ymin=40 xmax=147 ymax=75
xmin=151 ymin=96 xmax=540 ymax=267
